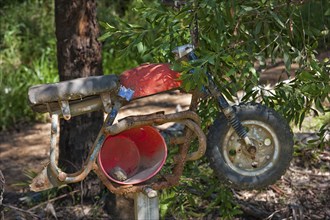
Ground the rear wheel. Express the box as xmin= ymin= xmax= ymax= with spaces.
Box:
xmin=207 ymin=103 xmax=293 ymax=189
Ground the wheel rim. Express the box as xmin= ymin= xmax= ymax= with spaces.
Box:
xmin=222 ymin=120 xmax=280 ymax=176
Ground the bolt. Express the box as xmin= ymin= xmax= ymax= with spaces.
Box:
xmin=35 ymin=179 xmax=44 ymax=188
xmin=144 ymin=187 xmax=158 ymax=198
xmin=264 ymin=138 xmax=272 ymax=146
xmin=109 ymin=166 xmax=127 ymax=181
xmin=63 ymin=115 xmax=71 ymax=120
xmin=266 ymin=155 xmax=271 ymax=160
xmin=238 ymin=164 xmax=243 ymax=168
xmin=248 ymin=145 xmax=257 ymax=154
xmin=230 ymin=136 xmax=235 ymax=141
xmin=58 ymin=172 xmax=67 ymax=181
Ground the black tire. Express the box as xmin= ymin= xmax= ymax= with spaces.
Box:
xmin=206 ymin=103 xmax=293 ymax=189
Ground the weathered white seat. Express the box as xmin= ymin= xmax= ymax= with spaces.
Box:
xmin=28 ymin=75 xmax=119 ymax=113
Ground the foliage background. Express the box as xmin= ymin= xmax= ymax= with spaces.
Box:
xmin=100 ymin=0 xmax=329 ymax=128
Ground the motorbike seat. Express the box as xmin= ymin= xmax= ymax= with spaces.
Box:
xmin=28 ymin=75 xmax=119 ymax=113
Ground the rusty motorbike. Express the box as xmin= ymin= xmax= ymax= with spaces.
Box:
xmin=28 ymin=43 xmax=294 ymax=195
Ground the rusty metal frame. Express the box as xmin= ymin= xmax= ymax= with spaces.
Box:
xmin=30 ymin=89 xmax=206 ymax=195
xmin=30 ymin=100 xmax=123 ymax=191
xmin=92 ymin=90 xmax=205 ymax=195
xmin=104 ymin=110 xmax=206 ymax=161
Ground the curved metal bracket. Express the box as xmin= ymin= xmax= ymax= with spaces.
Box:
xmin=30 ymin=100 xmax=206 ymax=194
xmin=30 ymin=102 xmax=121 ymax=192
xmin=59 ymin=101 xmax=71 ymax=120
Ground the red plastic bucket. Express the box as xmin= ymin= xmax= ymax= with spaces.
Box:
xmin=98 ymin=126 xmax=167 ymax=184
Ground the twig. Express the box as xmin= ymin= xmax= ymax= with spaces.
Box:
xmin=79 ymin=180 xmax=87 ymax=219
xmin=269 ymin=185 xmax=286 ymax=196
xmin=290 ymin=204 xmax=304 ymax=220
xmin=28 ymin=189 xmax=80 ymax=211
xmin=264 ymin=209 xmax=281 ymax=220
xmin=2 ymin=204 xmax=40 ymax=219
xmin=289 ymin=167 xmax=330 ymax=177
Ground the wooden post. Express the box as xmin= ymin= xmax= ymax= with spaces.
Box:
xmin=134 ymin=188 xmax=159 ymax=220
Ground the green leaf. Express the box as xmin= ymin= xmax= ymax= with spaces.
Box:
xmin=269 ymin=11 xmax=285 ymax=28
xmin=226 ymin=68 xmax=236 ymax=76
xmin=283 ymin=52 xmax=291 ymax=71
xmin=183 ymin=78 xmax=193 ymax=92
xmin=315 ymin=98 xmax=325 ymax=113
xmin=171 ymin=62 xmax=182 ymax=72
xmin=207 ymin=55 xmax=215 ymax=65
xmin=298 ymin=71 xmax=314 ymax=81
xmin=221 ymin=88 xmax=235 ymax=103
xmin=310 ymin=59 xmax=322 ymax=72
xmin=249 ymin=66 xmax=257 ymax=77
xmin=254 ymin=22 xmax=262 ymax=35
xmin=99 ymin=21 xmax=115 ymax=30
xmin=325 ymin=8 xmax=330 ymax=16
xmin=241 ymin=6 xmax=254 ymax=12
xmin=98 ymin=32 xmax=112 ymax=41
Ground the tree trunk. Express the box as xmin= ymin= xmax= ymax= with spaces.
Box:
xmin=55 ymin=0 xmax=103 ymax=171
xmin=54 ymin=1 xmax=134 ymax=218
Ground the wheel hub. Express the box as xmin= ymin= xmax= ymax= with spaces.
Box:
xmin=223 ymin=120 xmax=280 ymax=176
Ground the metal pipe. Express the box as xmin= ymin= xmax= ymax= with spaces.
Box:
xmin=31 ymin=100 xmax=205 ymax=192
xmin=53 ymin=97 xmax=103 ymax=118
xmin=64 ymin=133 xmax=105 ymax=183
xmin=63 ymin=103 xmax=121 ymax=183
xmin=49 ymin=114 xmax=62 ymax=179
xmin=92 ymin=117 xmax=202 ymax=195
xmin=30 ymin=101 xmax=122 ymax=191
xmin=168 ymin=136 xmax=186 ymax=145
xmin=105 ymin=111 xmax=206 ymax=161
xmin=105 ymin=111 xmax=201 ymax=135
xmin=91 ymin=91 xmax=205 ymax=195
xmin=180 ymin=120 xmax=206 ymax=161
xmin=30 ymin=114 xmax=63 ymax=191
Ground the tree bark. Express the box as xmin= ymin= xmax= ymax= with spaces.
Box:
xmin=55 ymin=0 xmax=103 ymax=172
xmin=54 ymin=1 xmax=134 ymax=218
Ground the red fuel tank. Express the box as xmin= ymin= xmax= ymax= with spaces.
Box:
xmin=119 ymin=63 xmax=182 ymax=99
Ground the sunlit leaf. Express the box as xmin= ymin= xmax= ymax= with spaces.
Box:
xmin=298 ymin=71 xmax=314 ymax=81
